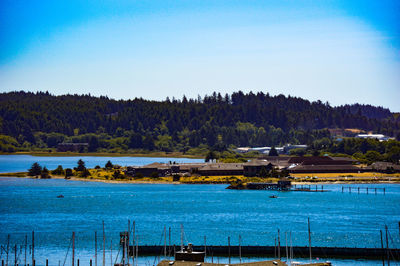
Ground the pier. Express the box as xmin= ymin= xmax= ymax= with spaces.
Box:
xmin=246 ymin=181 xmax=291 ymax=191
xmin=292 ymin=184 xmax=328 ymax=192
xmin=341 ymin=186 xmax=386 ymax=195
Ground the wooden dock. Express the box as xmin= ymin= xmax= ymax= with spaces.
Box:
xmin=342 ymin=186 xmax=386 ymax=195
xmin=292 ymin=184 xmax=329 ymax=192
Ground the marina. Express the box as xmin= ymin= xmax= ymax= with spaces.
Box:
xmin=1 ymin=177 xmax=400 ymax=265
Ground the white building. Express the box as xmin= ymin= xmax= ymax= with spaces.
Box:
xmin=356 ymin=134 xmax=393 ymax=141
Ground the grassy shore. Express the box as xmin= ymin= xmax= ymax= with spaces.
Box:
xmin=1 ymin=170 xmax=400 ymax=184
xmin=0 ymin=151 xmax=203 ymax=158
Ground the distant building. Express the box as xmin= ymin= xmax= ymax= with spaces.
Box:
xmin=364 ymin=162 xmax=400 ymax=173
xmin=243 ymin=159 xmax=273 ymax=177
xmin=197 ymin=163 xmax=243 ymax=176
xmin=287 ymin=156 xmax=360 ymax=173
xmin=132 ymin=162 xmax=172 ymax=177
xmin=57 ymin=143 xmax=89 ymax=152
xmin=235 ymin=144 xmax=307 ymax=155
xmin=356 ymin=134 xmax=393 ymax=141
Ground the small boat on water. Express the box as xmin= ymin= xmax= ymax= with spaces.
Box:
xmin=269 ymin=195 xmax=278 ymax=198
xmin=57 ymin=195 xmax=64 ymax=198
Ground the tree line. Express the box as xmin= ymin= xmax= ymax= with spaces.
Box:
xmin=1 ymin=91 xmax=399 ymax=159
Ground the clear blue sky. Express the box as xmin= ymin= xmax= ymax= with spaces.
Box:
xmin=1 ymin=0 xmax=399 ymax=111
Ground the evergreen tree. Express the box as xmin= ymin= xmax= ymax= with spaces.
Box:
xmin=65 ymin=168 xmax=73 ymax=179
xmin=76 ymin=159 xmax=86 ymax=171
xmin=105 ymin=160 xmax=113 ymax=169
xmin=51 ymin=165 xmax=64 ymax=175
xmin=40 ymin=167 xmax=50 ymax=179
xmin=28 ymin=162 xmax=42 ymax=176
xmin=205 ymin=150 xmax=218 ymax=162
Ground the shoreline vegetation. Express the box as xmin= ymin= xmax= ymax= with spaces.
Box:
xmin=1 ymin=170 xmax=400 ymax=185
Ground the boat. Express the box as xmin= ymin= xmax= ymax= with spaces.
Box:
xmin=57 ymin=195 xmax=64 ymax=198
xmin=269 ymin=195 xmax=278 ymax=198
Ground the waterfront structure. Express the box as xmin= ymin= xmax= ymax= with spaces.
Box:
xmin=197 ymin=163 xmax=243 ymax=176
xmin=124 ymin=156 xmax=399 ymax=177
xmin=365 ymin=161 xmax=400 ymax=173
xmin=243 ymin=160 xmax=273 ymax=177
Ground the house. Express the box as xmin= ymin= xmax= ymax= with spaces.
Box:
xmin=132 ymin=162 xmax=171 ymax=177
xmin=287 ymin=156 xmax=354 ymax=165
xmin=243 ymin=160 xmax=274 ymax=177
xmin=364 ymin=162 xmax=400 ymax=173
xmin=288 ymin=164 xmax=361 ymax=173
xmin=197 ymin=163 xmax=244 ymax=176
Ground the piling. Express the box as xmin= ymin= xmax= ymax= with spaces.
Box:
xmin=228 ymin=236 xmax=231 ymax=265
xmin=103 ymin=221 xmax=105 ymax=266
xmin=277 ymin=229 xmax=281 ymax=260
xmin=204 ymin=236 xmax=207 ymax=261
xmin=95 ymin=231 xmax=97 ymax=266
xmin=90 ymin=260 xmax=92 ymax=266
xmin=77 ymin=260 xmax=79 ymax=266
xmin=385 ymin=225 xmax=390 ymax=266
xmin=127 ymin=220 xmax=130 ymax=264
xmin=133 ymin=221 xmax=136 ymax=264
xmin=380 ymin=230 xmax=384 ymax=266
xmin=308 ymin=217 xmax=312 ymax=262
xmin=7 ymin=234 xmax=10 ymax=266
xmin=25 ymin=235 xmax=27 ymax=266
xmin=285 ymin=232 xmax=288 ymax=263
xmin=163 ymin=226 xmax=167 ymax=259
xmin=46 ymin=259 xmax=48 ymax=266
xmin=180 ymin=224 xmax=184 ymax=251
xmin=239 ymin=235 xmax=242 ymax=263
xmin=31 ymin=232 xmax=34 ymax=266
xmin=72 ymin=232 xmax=75 ymax=266
xmin=168 ymin=227 xmax=171 ymax=258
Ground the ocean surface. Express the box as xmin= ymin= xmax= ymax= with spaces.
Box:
xmin=0 ymin=155 xmax=204 ymax=173
xmin=0 ymin=176 xmax=399 ymax=265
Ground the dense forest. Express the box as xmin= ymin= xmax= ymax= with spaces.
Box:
xmin=0 ymin=91 xmax=399 ymax=160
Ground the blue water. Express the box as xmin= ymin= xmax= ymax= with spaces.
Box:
xmin=0 ymin=177 xmax=399 ymax=265
xmin=0 ymin=155 xmax=203 ymax=173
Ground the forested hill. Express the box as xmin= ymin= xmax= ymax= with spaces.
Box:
xmin=0 ymin=91 xmax=399 ymax=153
